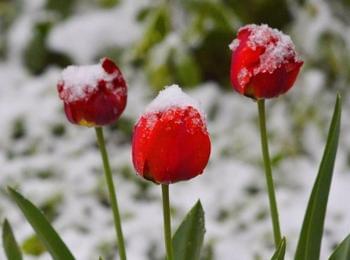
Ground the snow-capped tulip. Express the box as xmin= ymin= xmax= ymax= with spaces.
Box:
xmin=229 ymin=24 xmax=303 ymax=99
xmin=132 ymin=85 xmax=211 ymax=184
xmin=57 ymin=58 xmax=127 ymax=127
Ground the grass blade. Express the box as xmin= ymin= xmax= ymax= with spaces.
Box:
xmin=271 ymin=237 xmax=286 ymax=260
xmin=295 ymin=95 xmax=342 ymax=260
xmin=329 ymin=234 xmax=350 ymax=260
xmin=172 ymin=200 xmax=205 ymax=260
xmin=8 ymin=187 xmax=75 ymax=260
xmin=2 ymin=219 xmax=23 ymax=260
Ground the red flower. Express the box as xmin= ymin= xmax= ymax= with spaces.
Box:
xmin=229 ymin=24 xmax=303 ymax=99
xmin=132 ymin=85 xmax=211 ymax=184
xmin=57 ymin=58 xmax=127 ymax=127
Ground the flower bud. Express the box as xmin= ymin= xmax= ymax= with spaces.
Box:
xmin=57 ymin=58 xmax=127 ymax=127
xmin=132 ymin=85 xmax=211 ymax=184
xmin=229 ymin=24 xmax=303 ymax=99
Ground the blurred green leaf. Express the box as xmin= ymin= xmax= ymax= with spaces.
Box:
xmin=329 ymin=234 xmax=350 ymax=260
xmin=271 ymin=237 xmax=286 ymax=260
xmin=22 ymin=234 xmax=46 ymax=256
xmin=226 ymin=0 xmax=292 ymax=29
xmin=8 ymin=187 xmax=76 ymax=260
xmin=172 ymin=200 xmax=205 ymax=260
xmin=11 ymin=117 xmax=26 ymax=140
xmin=46 ymin=0 xmax=75 ymax=19
xmin=147 ymin=48 xmax=202 ymax=90
xmin=175 ymin=52 xmax=202 ymax=87
xmin=193 ymin=28 xmax=232 ymax=86
xmin=24 ymin=21 xmax=72 ymax=75
xmin=134 ymin=6 xmax=171 ymax=60
xmin=148 ymin=63 xmax=173 ymax=91
xmin=2 ymin=219 xmax=23 ymax=260
xmin=180 ymin=0 xmax=234 ymax=31
xmin=295 ymin=95 xmax=342 ymax=260
xmin=98 ymin=0 xmax=119 ymax=8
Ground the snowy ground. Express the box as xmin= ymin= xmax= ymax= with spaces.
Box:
xmin=1 ymin=0 xmax=350 ymax=259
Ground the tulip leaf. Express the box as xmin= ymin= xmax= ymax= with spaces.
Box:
xmin=172 ymin=200 xmax=205 ymax=260
xmin=271 ymin=237 xmax=286 ymax=260
xmin=8 ymin=187 xmax=75 ymax=260
xmin=295 ymin=94 xmax=341 ymax=260
xmin=329 ymin=234 xmax=350 ymax=260
xmin=2 ymin=219 xmax=23 ymax=260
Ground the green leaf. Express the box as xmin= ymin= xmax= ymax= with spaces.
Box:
xmin=2 ymin=219 xmax=23 ymax=260
xmin=8 ymin=187 xmax=75 ymax=260
xmin=271 ymin=237 xmax=286 ymax=260
xmin=329 ymin=234 xmax=350 ymax=260
xmin=22 ymin=234 xmax=46 ymax=256
xmin=172 ymin=200 xmax=205 ymax=260
xmin=295 ymin=95 xmax=342 ymax=260
xmin=133 ymin=6 xmax=171 ymax=60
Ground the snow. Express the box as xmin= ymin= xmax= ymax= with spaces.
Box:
xmin=48 ymin=0 xmax=145 ymax=64
xmin=240 ymin=24 xmax=302 ymax=74
xmin=144 ymin=84 xmax=205 ymax=120
xmin=58 ymin=59 xmax=118 ymax=103
xmin=228 ymin=39 xmax=240 ymax=51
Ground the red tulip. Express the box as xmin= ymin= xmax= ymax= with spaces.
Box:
xmin=57 ymin=58 xmax=127 ymax=127
xmin=132 ymin=85 xmax=211 ymax=184
xmin=229 ymin=24 xmax=303 ymax=99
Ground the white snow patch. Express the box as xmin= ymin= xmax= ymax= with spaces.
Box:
xmin=144 ymin=85 xmax=205 ymax=119
xmin=58 ymin=60 xmax=118 ymax=103
xmin=48 ymin=0 xmax=143 ymax=63
xmin=240 ymin=24 xmax=302 ymax=74
xmin=238 ymin=68 xmax=251 ymax=87
xmin=229 ymin=38 xmax=240 ymax=51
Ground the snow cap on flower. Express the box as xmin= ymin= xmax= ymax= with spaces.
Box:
xmin=132 ymin=85 xmax=211 ymax=184
xmin=57 ymin=58 xmax=127 ymax=127
xmin=229 ymin=24 xmax=303 ymax=99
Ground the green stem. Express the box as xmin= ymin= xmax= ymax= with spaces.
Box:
xmin=257 ymin=99 xmax=282 ymax=248
xmin=95 ymin=127 xmax=127 ymax=260
xmin=162 ymin=184 xmax=174 ymax=260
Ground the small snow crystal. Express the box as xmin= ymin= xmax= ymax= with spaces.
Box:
xmin=144 ymin=84 xmax=205 ymax=120
xmin=229 ymin=39 xmax=240 ymax=51
xmin=240 ymin=24 xmax=302 ymax=75
xmin=58 ymin=60 xmax=118 ymax=103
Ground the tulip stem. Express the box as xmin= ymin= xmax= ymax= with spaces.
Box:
xmin=95 ymin=127 xmax=127 ymax=260
xmin=257 ymin=100 xmax=282 ymax=248
xmin=161 ymin=184 xmax=174 ymax=260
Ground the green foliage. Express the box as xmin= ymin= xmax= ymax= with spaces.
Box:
xmin=134 ymin=6 xmax=171 ymax=60
xmin=271 ymin=238 xmax=286 ymax=260
xmin=2 ymin=219 xmax=23 ymax=260
xmin=193 ymin=28 xmax=232 ymax=86
xmin=23 ymin=21 xmax=72 ymax=75
xmin=51 ymin=123 xmax=66 ymax=137
xmin=98 ymin=0 xmax=119 ymax=8
xmin=46 ymin=0 xmax=76 ymax=19
xmin=329 ymin=234 xmax=350 ymax=260
xmin=0 ymin=0 xmax=21 ymax=59
xmin=295 ymin=95 xmax=342 ymax=260
xmin=172 ymin=200 xmax=205 ymax=260
xmin=147 ymin=48 xmax=202 ymax=91
xmin=8 ymin=188 xmax=76 ymax=260
xmin=225 ymin=0 xmax=292 ymax=29
xmin=22 ymin=235 xmax=46 ymax=256
xmin=11 ymin=118 xmax=26 ymax=140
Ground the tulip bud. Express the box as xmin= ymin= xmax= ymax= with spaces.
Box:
xmin=132 ymin=85 xmax=211 ymax=184
xmin=57 ymin=58 xmax=127 ymax=127
xmin=229 ymin=24 xmax=303 ymax=99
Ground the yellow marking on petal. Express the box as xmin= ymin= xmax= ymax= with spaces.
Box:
xmin=78 ymin=119 xmax=96 ymax=127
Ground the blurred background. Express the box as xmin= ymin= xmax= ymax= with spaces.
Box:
xmin=1 ymin=0 xmax=350 ymax=259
